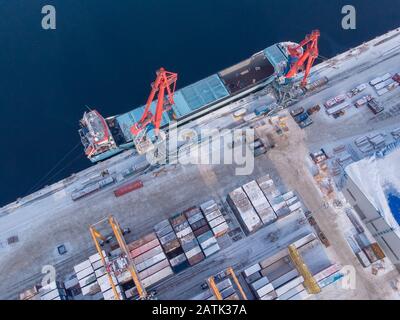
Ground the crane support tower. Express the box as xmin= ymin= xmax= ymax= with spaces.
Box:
xmin=288 ymin=244 xmax=321 ymax=294
xmin=207 ymin=267 xmax=248 ymax=300
xmin=90 ymin=216 xmax=149 ymax=300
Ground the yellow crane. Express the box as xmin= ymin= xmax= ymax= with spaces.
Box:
xmin=207 ymin=267 xmax=248 ymax=300
xmin=90 ymin=215 xmax=148 ymax=300
xmin=288 ymin=244 xmax=321 ymax=294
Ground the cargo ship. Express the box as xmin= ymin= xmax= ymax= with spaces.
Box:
xmin=79 ymin=42 xmax=294 ymax=163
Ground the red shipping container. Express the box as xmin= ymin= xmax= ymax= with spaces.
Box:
xmin=114 ymin=180 xmax=143 ymax=197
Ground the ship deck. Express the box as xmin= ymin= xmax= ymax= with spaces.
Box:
xmin=218 ymin=51 xmax=275 ymax=94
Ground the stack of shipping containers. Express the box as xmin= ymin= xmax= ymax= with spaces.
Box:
xmin=200 ymin=200 xmax=229 ymax=238
xmin=241 ymin=234 xmax=344 ymax=300
xmin=154 ymin=219 xmax=190 ymax=273
xmin=242 ymin=181 xmax=277 ymax=225
xmin=38 ymin=281 xmax=68 ymax=300
xmin=185 ymin=206 xmax=220 ymax=259
xmin=127 ymin=232 xmax=173 ymax=289
xmin=171 ymin=212 xmax=204 ymax=266
xmin=227 ymin=187 xmax=263 ymax=235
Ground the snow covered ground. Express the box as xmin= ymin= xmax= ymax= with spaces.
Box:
xmin=346 ymin=146 xmax=400 ymax=237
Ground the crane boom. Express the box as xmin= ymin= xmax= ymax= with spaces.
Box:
xmin=130 ymin=68 xmax=178 ymax=137
xmin=285 ymin=30 xmax=320 ymax=86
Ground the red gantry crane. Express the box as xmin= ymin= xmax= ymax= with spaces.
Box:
xmin=130 ymin=68 xmax=178 ymax=139
xmin=285 ymin=30 xmax=320 ymax=87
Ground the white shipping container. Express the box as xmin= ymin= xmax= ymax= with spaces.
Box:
xmin=73 ymin=259 xmax=91 ymax=274
xmin=76 ymin=265 xmax=95 ymax=280
xmin=276 ymin=284 xmax=305 ymax=300
xmin=136 ymin=252 xmax=166 ymax=272
xmin=89 ymin=250 xmax=106 ymax=264
xmin=79 ymin=273 xmax=97 ymax=288
xmin=41 ymin=288 xmax=61 ymax=300
xmin=288 ymin=201 xmax=302 ymax=212
xmin=176 ymin=227 xmax=192 ymax=239
xmin=243 ymin=263 xmax=261 ymax=277
xmin=257 ymin=207 xmax=277 ymax=225
xmin=256 ymin=283 xmax=274 ymax=298
xmin=81 ymin=282 xmax=101 ymax=296
xmin=205 ymin=210 xmax=222 ymax=222
xmin=91 ymin=259 xmax=105 ymax=271
xmin=141 ymin=266 xmax=174 ymax=288
xmin=212 ymin=222 xmax=229 ymax=236
xmin=185 ymin=246 xmax=202 ymax=259
xmin=377 ymin=88 xmax=389 ymax=96
xmin=208 ymin=216 xmax=226 ymax=228
xmin=95 ymin=267 xmax=106 ymax=278
xmin=275 ymin=276 xmax=304 ymax=297
xmin=200 ymin=200 xmax=218 ymax=214
xmin=103 ymin=286 xmax=122 ymax=300
xmin=203 ymin=243 xmax=220 ymax=257
xmin=200 ymin=237 xmax=217 ymax=250
xmin=292 ymin=233 xmax=316 ymax=249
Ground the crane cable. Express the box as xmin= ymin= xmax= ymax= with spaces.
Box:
xmin=26 ymin=141 xmax=83 ymax=195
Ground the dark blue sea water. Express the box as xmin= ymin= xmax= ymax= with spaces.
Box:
xmin=0 ymin=0 xmax=399 ymax=206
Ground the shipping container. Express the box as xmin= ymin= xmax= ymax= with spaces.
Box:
xmin=275 ymin=276 xmax=304 ymax=297
xmin=185 ymin=246 xmax=202 ymax=259
xmin=169 ymin=253 xmax=187 ymax=267
xmin=193 ymin=224 xmax=211 ymax=237
xmin=276 ymin=284 xmax=305 ymax=300
xmin=127 ymin=233 xmax=158 ymax=251
xmin=212 ymin=222 xmax=229 ymax=237
xmin=190 ymin=218 xmax=208 ymax=231
xmin=133 ymin=246 xmax=163 ymax=265
xmin=313 ymin=264 xmax=341 ymax=282
xmin=208 ymin=216 xmax=226 ymax=228
xmin=91 ymin=259 xmax=104 ymax=271
xmin=159 ymin=232 xmax=177 ymax=246
xmin=170 ymin=213 xmax=187 ymax=227
xmin=200 ymin=237 xmax=217 ymax=250
xmin=227 ymin=187 xmax=263 ymax=234
xmin=188 ymin=213 xmax=204 ymax=225
xmin=203 ymin=243 xmax=220 ymax=257
xmin=260 ymin=291 xmax=277 ymax=300
xmin=130 ymin=238 xmax=161 ymax=258
xmin=141 ymin=266 xmax=174 ymax=288
xmin=156 ymin=224 xmax=174 ymax=238
xmin=113 ymin=180 xmax=143 ymax=197
xmin=154 ymin=219 xmax=171 ymax=233
xmin=188 ymin=252 xmax=205 ymax=266
xmin=200 ymin=200 xmax=219 ymax=215
xmin=251 ymin=277 xmax=269 ymax=291
xmin=135 ymin=252 xmax=166 ymax=272
xmin=139 ymin=259 xmax=170 ymax=280
xmin=89 ymin=251 xmax=106 ymax=264
xmin=245 ymin=271 xmax=262 ymax=284
xmin=78 ymin=273 xmax=97 ymax=288
xmin=74 ymin=260 xmax=92 ymax=274
xmin=181 ymin=238 xmax=199 ymax=252
xmin=205 ymin=209 xmax=222 ymax=222
xmin=163 ymin=239 xmax=181 ymax=253
xmin=81 ymin=282 xmax=101 ymax=296
xmin=76 ymin=265 xmax=95 ymax=280
xmin=176 ymin=226 xmax=192 ymax=238
xmin=220 ymin=286 xmax=236 ymax=299
xmin=256 ymin=283 xmax=274 ymax=298
xmin=270 ymin=269 xmax=299 ymax=288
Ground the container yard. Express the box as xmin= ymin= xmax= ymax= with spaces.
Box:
xmin=3 ymin=19 xmax=400 ymax=302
